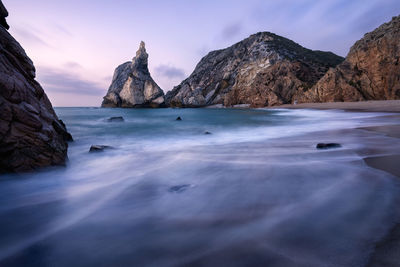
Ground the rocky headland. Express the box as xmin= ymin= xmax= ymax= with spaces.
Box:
xmin=165 ymin=32 xmax=344 ymax=107
xmin=299 ymin=15 xmax=400 ymax=103
xmin=0 ymin=0 xmax=71 ymax=173
xmin=101 ymin=41 xmax=165 ymax=108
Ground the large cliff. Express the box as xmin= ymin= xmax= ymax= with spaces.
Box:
xmin=299 ymin=15 xmax=400 ymax=103
xmin=102 ymin=42 xmax=165 ymax=108
xmin=0 ymin=1 xmax=71 ymax=173
xmin=165 ymin=32 xmax=344 ymax=107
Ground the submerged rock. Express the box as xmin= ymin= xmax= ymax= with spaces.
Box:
xmin=107 ymin=116 xmax=124 ymax=122
xmin=165 ymin=32 xmax=343 ymax=107
xmin=89 ymin=145 xmax=114 ymax=152
xmin=300 ymin=15 xmax=400 ymax=102
xmin=0 ymin=1 xmax=71 ymax=173
xmin=168 ymin=184 xmax=191 ymax=193
xmin=316 ymin=143 xmax=341 ymax=149
xmin=101 ymin=41 xmax=165 ymax=108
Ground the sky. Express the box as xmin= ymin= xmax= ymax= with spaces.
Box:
xmin=4 ymin=0 xmax=400 ymax=106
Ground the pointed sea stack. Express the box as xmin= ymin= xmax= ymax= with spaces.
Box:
xmin=165 ymin=32 xmax=344 ymax=107
xmin=102 ymin=41 xmax=165 ymax=108
xmin=0 ymin=0 xmax=71 ymax=173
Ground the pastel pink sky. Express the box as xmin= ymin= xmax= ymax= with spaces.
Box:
xmin=4 ymin=0 xmax=400 ymax=106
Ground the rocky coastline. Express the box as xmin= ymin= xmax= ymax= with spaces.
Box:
xmin=0 ymin=0 xmax=71 ymax=173
xmin=101 ymin=15 xmax=399 ymax=109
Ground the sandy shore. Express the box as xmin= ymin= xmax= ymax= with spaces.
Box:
xmin=271 ymin=100 xmax=400 ymax=265
xmin=271 ymin=100 xmax=400 ymax=113
xmin=361 ymin=124 xmax=400 ymax=266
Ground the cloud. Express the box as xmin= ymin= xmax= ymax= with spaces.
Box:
xmin=154 ymin=64 xmax=186 ymax=79
xmin=36 ymin=66 xmax=105 ymax=96
xmin=53 ymin=24 xmax=73 ymax=36
xmin=63 ymin=61 xmax=83 ymax=69
xmin=12 ymin=26 xmax=51 ymax=48
xmin=249 ymin=0 xmax=400 ymax=56
xmin=220 ymin=22 xmax=243 ymax=40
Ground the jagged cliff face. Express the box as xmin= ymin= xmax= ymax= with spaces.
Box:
xmin=102 ymin=42 xmax=165 ymax=108
xmin=299 ymin=15 xmax=400 ymax=103
xmin=0 ymin=0 xmax=71 ymax=173
xmin=165 ymin=32 xmax=343 ymax=107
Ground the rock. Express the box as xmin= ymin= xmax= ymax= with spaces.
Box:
xmin=168 ymin=184 xmax=191 ymax=193
xmin=316 ymin=143 xmax=341 ymax=149
xmin=89 ymin=145 xmax=114 ymax=153
xmin=53 ymin=120 xmax=73 ymax=142
xmin=165 ymin=32 xmax=343 ymax=107
xmin=299 ymin=15 xmax=400 ymax=103
xmin=101 ymin=41 xmax=165 ymax=108
xmin=204 ymin=131 xmax=212 ymax=135
xmin=107 ymin=116 xmax=124 ymax=122
xmin=176 ymin=116 xmax=182 ymax=121
xmin=0 ymin=0 xmax=9 ymax=30
xmin=0 ymin=3 xmax=71 ymax=173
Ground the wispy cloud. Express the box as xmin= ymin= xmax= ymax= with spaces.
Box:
xmin=53 ymin=24 xmax=73 ymax=36
xmin=12 ymin=26 xmax=51 ymax=48
xmin=63 ymin=61 xmax=83 ymax=69
xmin=249 ymin=0 xmax=400 ymax=56
xmin=36 ymin=66 xmax=105 ymax=96
xmin=220 ymin=22 xmax=243 ymax=41
xmin=154 ymin=64 xmax=186 ymax=79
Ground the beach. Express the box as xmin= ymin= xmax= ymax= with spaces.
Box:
xmin=0 ymin=106 xmax=399 ymax=266
xmin=273 ymin=100 xmax=400 ymax=113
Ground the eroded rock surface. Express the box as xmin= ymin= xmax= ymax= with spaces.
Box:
xmin=165 ymin=32 xmax=343 ymax=107
xmin=102 ymin=42 xmax=165 ymax=108
xmin=299 ymin=15 xmax=400 ymax=102
xmin=0 ymin=1 xmax=71 ymax=173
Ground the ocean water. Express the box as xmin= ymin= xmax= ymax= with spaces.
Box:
xmin=0 ymin=107 xmax=399 ymax=267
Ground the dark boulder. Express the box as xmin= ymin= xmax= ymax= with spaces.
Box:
xmin=168 ymin=184 xmax=191 ymax=193
xmin=89 ymin=145 xmax=114 ymax=153
xmin=107 ymin=116 xmax=124 ymax=122
xmin=316 ymin=143 xmax=341 ymax=149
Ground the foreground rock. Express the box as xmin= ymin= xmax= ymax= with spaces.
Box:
xmin=0 ymin=1 xmax=71 ymax=173
xmin=300 ymin=15 xmax=400 ymax=102
xmin=107 ymin=116 xmax=124 ymax=122
xmin=102 ymin=41 xmax=165 ymax=108
xmin=316 ymin=143 xmax=341 ymax=149
xmin=165 ymin=32 xmax=343 ymax=107
xmin=89 ymin=145 xmax=114 ymax=152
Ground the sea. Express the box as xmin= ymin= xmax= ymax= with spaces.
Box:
xmin=0 ymin=107 xmax=399 ymax=267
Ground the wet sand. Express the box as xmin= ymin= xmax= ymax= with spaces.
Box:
xmin=273 ymin=100 xmax=400 ymax=266
xmin=359 ymin=124 xmax=400 ymax=266
xmin=272 ymin=100 xmax=400 ymax=113
xmin=359 ymin=125 xmax=400 ymax=178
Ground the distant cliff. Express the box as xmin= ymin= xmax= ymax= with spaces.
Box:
xmin=102 ymin=42 xmax=165 ymax=108
xmin=299 ymin=15 xmax=400 ymax=103
xmin=0 ymin=0 xmax=71 ymax=173
xmin=165 ymin=32 xmax=344 ymax=107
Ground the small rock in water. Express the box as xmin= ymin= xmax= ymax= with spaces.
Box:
xmin=316 ymin=143 xmax=341 ymax=149
xmin=89 ymin=145 xmax=114 ymax=152
xmin=204 ymin=131 xmax=212 ymax=135
xmin=107 ymin=116 xmax=124 ymax=122
xmin=176 ymin=116 xmax=182 ymax=121
xmin=168 ymin=184 xmax=191 ymax=193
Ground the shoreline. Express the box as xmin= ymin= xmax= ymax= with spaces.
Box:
xmin=269 ymin=100 xmax=400 ymax=113
xmin=353 ymin=122 xmax=400 ymax=265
